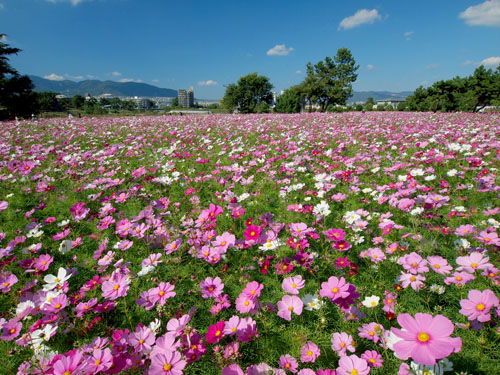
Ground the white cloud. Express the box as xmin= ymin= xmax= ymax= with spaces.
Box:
xmin=46 ymin=0 xmax=91 ymax=5
xmin=44 ymin=73 xmax=65 ymax=81
xmin=339 ymin=9 xmax=381 ymax=30
xmin=426 ymin=64 xmax=439 ymax=69
xmin=366 ymin=64 xmax=374 ymax=70
xmin=118 ymin=78 xmax=142 ymax=83
xmin=64 ymin=73 xmax=84 ymax=80
xmin=295 ymin=70 xmax=302 ymax=74
xmin=267 ymin=44 xmax=294 ymax=56
xmin=0 ymin=4 xmax=4 ymax=10
xmin=480 ymin=56 xmax=500 ymax=66
xmin=404 ymin=31 xmax=414 ymax=40
xmin=111 ymin=71 xmax=121 ymax=77
xmin=198 ymin=80 xmax=218 ymax=86
xmin=86 ymin=74 xmax=97 ymax=79
xmin=459 ymin=0 xmax=500 ymax=27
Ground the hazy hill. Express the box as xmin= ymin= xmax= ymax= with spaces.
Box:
xmin=348 ymin=91 xmax=413 ymax=104
xmin=29 ymin=76 xmax=178 ymax=98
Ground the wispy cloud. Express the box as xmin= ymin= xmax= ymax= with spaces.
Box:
xmin=198 ymin=80 xmax=218 ymax=86
xmin=338 ymin=9 xmax=381 ymax=30
xmin=295 ymin=70 xmax=302 ymax=74
xmin=44 ymin=73 xmax=65 ymax=81
xmin=404 ymin=31 xmax=414 ymax=40
xmin=111 ymin=71 xmax=122 ymax=77
xmin=46 ymin=0 xmax=92 ymax=5
xmin=267 ymin=44 xmax=294 ymax=56
xmin=426 ymin=64 xmax=439 ymax=69
xmin=480 ymin=56 xmax=500 ymax=67
xmin=0 ymin=3 xmax=4 ymax=10
xmin=459 ymin=0 xmax=500 ymax=27
xmin=366 ymin=64 xmax=375 ymax=71
xmin=65 ymin=73 xmax=84 ymax=80
xmin=152 ymin=79 xmax=160 ymax=83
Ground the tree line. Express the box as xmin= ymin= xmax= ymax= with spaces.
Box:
xmin=2 ymin=33 xmax=500 ymax=119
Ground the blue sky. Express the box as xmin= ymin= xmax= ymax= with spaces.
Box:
xmin=1 ymin=0 xmax=500 ymax=99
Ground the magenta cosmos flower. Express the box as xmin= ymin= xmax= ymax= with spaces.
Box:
xmin=459 ymin=289 xmax=499 ymax=322
xmin=391 ymin=313 xmax=462 ymax=366
xmin=336 ymin=354 xmax=370 ymax=375
xmin=277 ymin=295 xmax=303 ymax=321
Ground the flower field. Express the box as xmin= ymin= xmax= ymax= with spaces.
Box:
xmin=1 ymin=112 xmax=499 ymax=375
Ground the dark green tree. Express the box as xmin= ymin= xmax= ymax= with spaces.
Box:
xmin=299 ymin=48 xmax=359 ymax=112
xmin=221 ymin=73 xmax=273 ymax=113
xmin=36 ymin=91 xmax=60 ymax=112
xmin=171 ymin=97 xmax=179 ymax=107
xmin=0 ymin=34 xmax=37 ymax=119
xmin=275 ymin=87 xmax=302 ymax=113
xmin=71 ymin=94 xmax=85 ymax=109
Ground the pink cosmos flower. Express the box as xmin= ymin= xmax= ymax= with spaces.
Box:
xmin=222 ymin=364 xmax=245 ymax=375
xmin=476 ymin=230 xmax=500 ymax=246
xmin=331 ymin=332 xmax=355 ymax=356
xmin=277 ymin=295 xmax=303 ymax=321
xmin=336 ymin=355 xmax=370 ymax=375
xmin=426 ymin=256 xmax=452 ymax=275
xmin=200 ymin=276 xmax=224 ymax=299
xmin=241 ymin=281 xmax=264 ymax=299
xmin=33 ymin=254 xmax=53 ymax=272
xmin=52 ymin=351 xmax=83 ymax=375
xmin=399 ymin=272 xmax=425 ymax=291
xmin=278 ymin=354 xmax=299 ymax=373
xmin=398 ymin=252 xmax=429 ymax=274
xmin=0 ymin=273 xmax=18 ymax=292
xmin=319 ymin=276 xmax=350 ymax=301
xmin=282 ymin=275 xmax=305 ymax=295
xmin=0 ymin=201 xmax=8 ymax=212
xmin=361 ymin=350 xmax=383 ymax=368
xmin=300 ymin=341 xmax=320 ymax=363
xmin=128 ymin=325 xmax=155 ymax=353
xmin=459 ymin=289 xmax=499 ymax=322
xmin=358 ymin=322 xmax=383 ymax=343
xmin=391 ymin=313 xmax=462 ymax=366
xmin=444 ymin=271 xmax=474 ymax=286
xmin=1 ymin=319 xmax=22 ymax=341
xmin=101 ymin=272 xmax=130 ymax=301
xmin=323 ymin=228 xmax=346 ymax=242
xmin=456 ymin=252 xmax=491 ymax=273
xmin=224 ymin=315 xmax=244 ymax=336
xmin=289 ymin=222 xmax=309 ymax=238
xmin=150 ymin=350 xmax=187 ymax=375
xmin=150 ymin=282 xmax=176 ymax=305
xmin=84 ymin=348 xmax=113 ymax=373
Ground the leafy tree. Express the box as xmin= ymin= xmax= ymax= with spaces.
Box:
xmin=71 ymin=94 xmax=85 ymax=109
xmin=221 ymin=73 xmax=273 ymax=113
xmin=366 ymin=97 xmax=375 ymax=105
xmin=275 ymin=87 xmax=302 ymax=113
xmin=36 ymin=91 xmax=60 ymax=112
xmin=171 ymin=97 xmax=179 ymax=107
xmin=0 ymin=34 xmax=37 ymax=119
xmin=298 ymin=48 xmax=359 ymax=112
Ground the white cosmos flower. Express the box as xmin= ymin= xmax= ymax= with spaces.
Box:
xmin=137 ymin=265 xmax=155 ymax=277
xmin=301 ymin=294 xmax=323 ymax=311
xmin=59 ymin=240 xmax=72 ymax=254
xmin=361 ymin=295 xmax=380 ymax=308
xmin=43 ymin=267 xmax=71 ymax=291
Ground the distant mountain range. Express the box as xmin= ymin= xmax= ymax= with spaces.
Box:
xmin=29 ymin=75 xmax=178 ymax=98
xmin=29 ymin=75 xmax=413 ymax=102
xmin=347 ymin=91 xmax=413 ymax=104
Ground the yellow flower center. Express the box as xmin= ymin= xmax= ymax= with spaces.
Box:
xmin=55 ymin=304 xmax=61 ymax=309
xmin=307 ymin=350 xmax=313 ymax=356
xmin=9 ymin=328 xmax=16 ymax=334
xmin=215 ymin=330 xmax=221 ymax=336
xmin=288 ymin=306 xmax=294 ymax=311
xmin=371 ymin=301 xmax=377 ymax=306
xmin=471 ymin=263 xmax=478 ymax=268
xmin=477 ymin=303 xmax=485 ymax=311
xmin=95 ymin=360 xmax=101 ymax=365
xmin=163 ymin=363 xmax=172 ymax=371
xmin=63 ymin=372 xmax=72 ymax=375
xmin=434 ymin=264 xmax=440 ymax=269
xmin=292 ymin=283 xmax=297 ymax=288
xmin=250 ymin=232 xmax=255 ymax=236
xmin=139 ymin=339 xmax=144 ymax=344
xmin=332 ymin=287 xmax=339 ymax=293
xmin=418 ymin=332 xmax=430 ymax=342
xmin=340 ymin=342 xmax=345 ymax=347
xmin=244 ymin=301 xmax=249 ymax=306
xmin=351 ymin=369 xmax=358 ymax=375
xmin=113 ymin=285 xmax=119 ymax=290
xmin=159 ymin=291 xmax=165 ymax=296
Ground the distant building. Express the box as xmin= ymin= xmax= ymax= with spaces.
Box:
xmin=178 ymin=87 xmax=194 ymax=108
xmin=375 ymin=98 xmax=406 ymax=107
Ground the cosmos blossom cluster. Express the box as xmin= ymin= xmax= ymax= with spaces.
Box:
xmin=0 ymin=112 xmax=499 ymax=375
